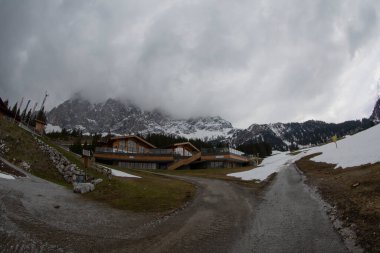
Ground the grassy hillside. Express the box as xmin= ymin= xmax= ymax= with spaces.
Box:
xmin=0 ymin=118 xmax=69 ymax=186
xmin=0 ymin=117 xmax=195 ymax=213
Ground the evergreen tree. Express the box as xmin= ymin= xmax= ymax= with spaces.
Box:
xmin=69 ymin=137 xmax=83 ymax=155
xmin=90 ymin=133 xmax=101 ymax=152
xmin=36 ymin=106 xmax=47 ymax=123
xmin=11 ymin=103 xmax=18 ymax=117
xmin=25 ymin=109 xmax=33 ymax=125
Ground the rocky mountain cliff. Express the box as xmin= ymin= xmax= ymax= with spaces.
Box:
xmin=370 ymin=98 xmax=380 ymax=123
xmin=47 ymin=98 xmax=236 ymax=140
xmin=47 ymin=97 xmax=377 ymax=150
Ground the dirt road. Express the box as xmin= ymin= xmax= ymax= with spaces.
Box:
xmin=0 ymin=171 xmax=256 ymax=253
xmin=235 ymin=164 xmax=349 ymax=253
xmin=0 ymin=163 xmax=352 ymax=253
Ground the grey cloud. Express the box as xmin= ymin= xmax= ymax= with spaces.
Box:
xmin=0 ymin=0 xmax=379 ymax=128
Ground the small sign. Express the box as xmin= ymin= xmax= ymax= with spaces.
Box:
xmin=82 ymin=149 xmax=91 ymax=157
xmin=215 ymin=155 xmax=224 ymax=159
xmin=129 ymin=156 xmax=135 ymax=159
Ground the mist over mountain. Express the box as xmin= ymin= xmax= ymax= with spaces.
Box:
xmin=47 ymin=97 xmax=378 ymax=150
xmin=47 ymin=98 xmax=236 ymax=140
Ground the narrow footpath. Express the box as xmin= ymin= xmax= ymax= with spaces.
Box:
xmin=235 ymin=164 xmax=348 ymax=253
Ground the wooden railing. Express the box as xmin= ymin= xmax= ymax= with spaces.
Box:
xmin=168 ymin=152 xmax=201 ymax=170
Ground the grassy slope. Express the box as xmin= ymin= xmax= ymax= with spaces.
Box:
xmin=144 ymin=166 xmax=274 ymax=191
xmin=0 ymin=118 xmax=69 ymax=186
xmin=296 ymin=154 xmax=380 ymax=252
xmin=0 ymin=117 xmax=195 ymax=213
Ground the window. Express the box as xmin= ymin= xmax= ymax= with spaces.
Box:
xmin=127 ymin=140 xmax=136 ymax=153
xmin=119 ymin=162 xmax=157 ymax=169
xmin=119 ymin=140 xmax=126 ymax=151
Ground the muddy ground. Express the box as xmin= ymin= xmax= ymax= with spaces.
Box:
xmin=296 ymin=154 xmax=380 ymax=252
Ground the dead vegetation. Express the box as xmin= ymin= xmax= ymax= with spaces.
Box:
xmin=296 ymin=154 xmax=380 ymax=252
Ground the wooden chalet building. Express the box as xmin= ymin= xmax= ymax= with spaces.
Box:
xmin=94 ymin=135 xmax=248 ymax=170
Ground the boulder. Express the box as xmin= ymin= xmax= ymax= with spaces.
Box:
xmin=73 ymin=183 xmax=95 ymax=194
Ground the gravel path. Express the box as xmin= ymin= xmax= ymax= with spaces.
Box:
xmin=234 ymin=164 xmax=349 ymax=253
xmin=0 ymin=163 xmax=351 ymax=253
xmin=0 ymin=171 xmax=257 ymax=253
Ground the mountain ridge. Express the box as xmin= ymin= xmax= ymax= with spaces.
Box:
xmin=47 ymin=97 xmax=379 ymax=150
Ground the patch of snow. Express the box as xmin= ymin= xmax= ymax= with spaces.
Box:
xmin=228 ymin=149 xmax=310 ymax=181
xmin=231 ymin=124 xmax=380 ymax=181
xmin=97 ymin=164 xmax=141 ymax=178
xmin=111 ymin=169 xmax=141 ymax=178
xmin=0 ymin=172 xmax=15 ymax=180
xmin=309 ymin=124 xmax=380 ymax=168
xmin=74 ymin=125 xmax=86 ymax=131
xmin=45 ymin=124 xmax=62 ymax=133
xmin=86 ymin=118 xmax=97 ymax=124
xmin=179 ymin=128 xmax=234 ymax=139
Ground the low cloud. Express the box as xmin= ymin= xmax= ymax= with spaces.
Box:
xmin=0 ymin=0 xmax=379 ymax=128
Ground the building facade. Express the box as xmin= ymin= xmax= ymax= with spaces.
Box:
xmin=94 ymin=135 xmax=248 ymax=170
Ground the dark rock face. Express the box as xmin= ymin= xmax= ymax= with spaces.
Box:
xmin=47 ymin=98 xmax=235 ymax=138
xmin=370 ymin=98 xmax=380 ymax=123
xmin=230 ymin=119 xmax=374 ymax=150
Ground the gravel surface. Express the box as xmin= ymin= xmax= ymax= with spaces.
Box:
xmin=0 ymin=164 xmax=351 ymax=253
xmin=0 ymin=171 xmax=256 ymax=253
xmin=234 ymin=164 xmax=349 ymax=253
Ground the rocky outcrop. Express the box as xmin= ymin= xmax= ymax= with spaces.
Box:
xmin=370 ymin=98 xmax=380 ymax=123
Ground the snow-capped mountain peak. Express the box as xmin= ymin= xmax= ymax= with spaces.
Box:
xmin=47 ymin=98 xmax=235 ymax=139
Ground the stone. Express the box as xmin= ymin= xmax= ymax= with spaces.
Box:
xmin=91 ymin=178 xmax=103 ymax=185
xmin=73 ymin=183 xmax=95 ymax=194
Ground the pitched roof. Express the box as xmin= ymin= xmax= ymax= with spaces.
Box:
xmin=172 ymin=142 xmax=200 ymax=152
xmin=111 ymin=135 xmax=157 ymax=148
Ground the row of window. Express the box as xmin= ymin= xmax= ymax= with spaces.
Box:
xmin=117 ymin=140 xmax=145 ymax=153
xmin=118 ymin=161 xmax=157 ymax=169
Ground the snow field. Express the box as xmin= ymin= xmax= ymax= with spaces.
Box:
xmin=228 ymin=124 xmax=380 ymax=181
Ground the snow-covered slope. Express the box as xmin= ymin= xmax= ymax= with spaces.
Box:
xmin=229 ymin=124 xmax=380 ymax=181
xmin=310 ymin=123 xmax=380 ymax=168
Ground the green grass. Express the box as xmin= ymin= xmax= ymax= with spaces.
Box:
xmin=0 ymin=118 xmax=69 ymax=187
xmin=0 ymin=117 xmax=196 ymax=213
xmin=145 ymin=166 xmax=274 ymax=191
xmin=41 ymin=137 xmax=196 ymax=213
xmin=155 ymin=166 xmax=254 ymax=180
xmin=87 ymin=167 xmax=195 ymax=212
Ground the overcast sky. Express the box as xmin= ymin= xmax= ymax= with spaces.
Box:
xmin=1 ymin=0 xmax=380 ymax=128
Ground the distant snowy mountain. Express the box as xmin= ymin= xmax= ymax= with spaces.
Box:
xmin=370 ymin=98 xmax=380 ymax=123
xmin=229 ymin=123 xmax=380 ymax=181
xmin=47 ymin=97 xmax=377 ymax=150
xmin=230 ymin=119 xmax=374 ymax=150
xmin=47 ymin=98 xmax=236 ymax=140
